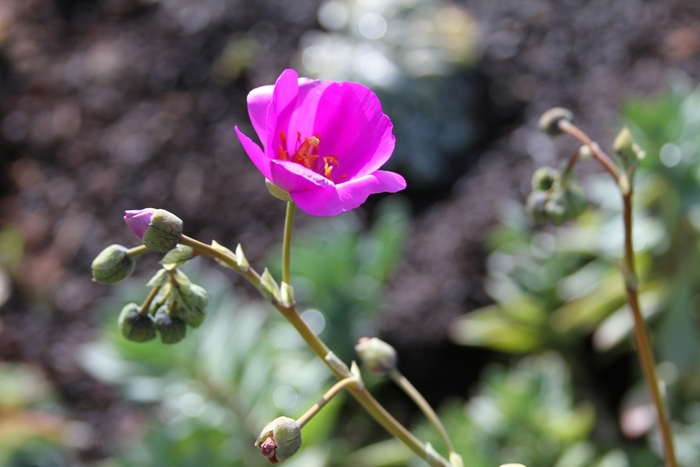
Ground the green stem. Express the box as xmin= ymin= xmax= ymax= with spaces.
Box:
xmin=297 ymin=377 xmax=357 ymax=428
xmin=138 ymin=284 xmax=161 ymax=315
xmin=390 ymin=369 xmax=455 ymax=455
xmin=282 ymin=202 xmax=296 ymax=285
xmin=178 ymin=235 xmax=447 ymax=466
xmin=126 ymin=244 xmax=150 ymax=258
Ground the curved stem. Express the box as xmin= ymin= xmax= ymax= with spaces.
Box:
xmin=177 ymin=235 xmax=447 ymax=466
xmin=297 ymin=377 xmax=357 ymax=428
xmin=282 ymin=202 xmax=296 ymax=285
xmin=558 ymin=120 xmax=621 ymax=182
xmin=390 ymin=369 xmax=455 ymax=454
xmin=622 ymin=193 xmax=678 ymax=467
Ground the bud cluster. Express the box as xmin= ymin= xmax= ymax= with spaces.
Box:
xmin=117 ymin=266 xmax=209 ymax=344
xmin=526 ymin=166 xmax=587 ymax=225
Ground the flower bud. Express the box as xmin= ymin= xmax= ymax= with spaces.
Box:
xmin=525 ymin=190 xmax=549 ymax=224
xmin=530 ymin=166 xmax=559 ymax=191
xmin=538 ymin=107 xmax=573 ymax=136
xmin=265 ymin=179 xmax=293 ymax=202
xmin=355 ymin=337 xmax=397 ymax=376
xmin=613 ymin=126 xmax=645 ymax=167
xmin=543 ymin=191 xmax=568 ymax=226
xmin=255 ymin=417 xmax=302 ymax=464
xmin=154 ymin=306 xmax=187 ymax=344
xmin=91 ymin=244 xmax=136 ymax=284
xmin=124 ymin=208 xmax=183 ymax=253
xmin=174 ymin=283 xmax=208 ymax=328
xmin=118 ymin=303 xmax=156 ymax=342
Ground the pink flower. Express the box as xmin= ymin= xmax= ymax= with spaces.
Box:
xmin=124 ymin=208 xmax=157 ymax=239
xmin=235 ymin=69 xmax=406 ymax=216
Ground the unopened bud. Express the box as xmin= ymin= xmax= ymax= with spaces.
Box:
xmin=172 ymin=284 xmax=208 ymax=328
xmin=265 ymin=180 xmax=293 ymax=202
xmin=355 ymin=337 xmax=397 ymax=376
xmin=531 ymin=166 xmax=559 ymax=191
xmin=91 ymin=244 xmax=136 ymax=284
xmin=613 ymin=126 xmax=645 ymax=167
xmin=525 ymin=190 xmax=549 ymax=224
xmin=255 ymin=416 xmax=302 ymax=464
xmin=538 ymin=107 xmax=573 ymax=136
xmin=124 ymin=208 xmax=183 ymax=253
xmin=154 ymin=306 xmax=187 ymax=344
xmin=118 ymin=303 xmax=156 ymax=342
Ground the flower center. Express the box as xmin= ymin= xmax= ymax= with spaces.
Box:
xmin=277 ymin=131 xmax=339 ymax=180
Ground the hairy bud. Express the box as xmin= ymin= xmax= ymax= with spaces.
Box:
xmin=91 ymin=244 xmax=136 ymax=284
xmin=538 ymin=107 xmax=573 ymax=136
xmin=355 ymin=337 xmax=398 ymax=376
xmin=154 ymin=306 xmax=187 ymax=344
xmin=255 ymin=416 xmax=302 ymax=464
xmin=118 ymin=303 xmax=156 ymax=342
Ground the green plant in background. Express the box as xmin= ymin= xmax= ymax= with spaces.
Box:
xmin=452 ymin=78 xmax=700 ymax=466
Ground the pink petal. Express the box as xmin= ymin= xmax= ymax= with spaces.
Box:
xmin=247 ymin=84 xmax=275 ymax=143
xmin=269 ymin=159 xmax=335 ymax=192
xmin=124 ymin=208 xmax=156 ymax=239
xmin=265 ymin=69 xmax=300 ymax=157
xmin=311 ymin=82 xmax=395 ymax=180
xmin=290 ymin=170 xmax=406 ymax=216
xmin=283 ymin=79 xmax=329 ymax=145
xmin=235 ymin=127 xmax=272 ymax=179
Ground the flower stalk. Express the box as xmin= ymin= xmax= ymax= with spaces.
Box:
xmin=555 ymin=119 xmax=678 ymax=467
xmin=282 ymin=201 xmax=296 ymax=285
xmin=389 ymin=369 xmax=455 ymax=455
xmin=177 ymin=234 xmax=449 ymax=466
xmin=296 ymin=377 xmax=357 ymax=428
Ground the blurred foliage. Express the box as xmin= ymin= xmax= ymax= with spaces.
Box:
xmin=348 ymin=353 xmax=630 ymax=467
xmin=296 ymin=0 xmax=487 ymax=189
xmin=0 ymin=363 xmax=81 ymax=467
xmin=451 ymin=77 xmax=700 ymax=465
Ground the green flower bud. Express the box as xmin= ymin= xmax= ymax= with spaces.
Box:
xmin=91 ymin=244 xmax=136 ymax=284
xmin=355 ymin=337 xmax=397 ymax=376
xmin=118 ymin=303 xmax=156 ymax=342
xmin=544 ymin=191 xmax=568 ymax=226
xmin=265 ymin=180 xmax=293 ymax=202
xmin=172 ymin=284 xmax=208 ymax=328
xmin=255 ymin=416 xmax=302 ymax=464
xmin=525 ymin=190 xmax=549 ymax=224
xmin=538 ymin=107 xmax=573 ymax=136
xmin=531 ymin=166 xmax=559 ymax=191
xmin=154 ymin=306 xmax=187 ymax=344
xmin=613 ymin=126 xmax=645 ymax=167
